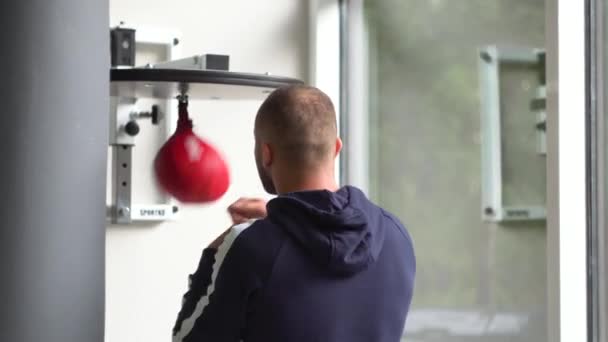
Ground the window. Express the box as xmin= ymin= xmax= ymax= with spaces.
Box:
xmin=363 ymin=2 xmax=546 ymax=341
xmin=338 ymin=0 xmax=590 ymax=341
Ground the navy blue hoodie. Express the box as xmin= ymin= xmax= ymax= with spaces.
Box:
xmin=173 ymin=186 xmax=415 ymax=342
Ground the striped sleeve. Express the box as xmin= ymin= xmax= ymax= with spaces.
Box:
xmin=172 ymin=222 xmax=252 ymax=342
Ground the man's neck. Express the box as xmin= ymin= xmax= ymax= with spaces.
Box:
xmin=275 ymin=174 xmax=339 ymax=195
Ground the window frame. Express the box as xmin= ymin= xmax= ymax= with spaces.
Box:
xmin=588 ymin=0 xmax=607 ymax=341
xmin=308 ymin=0 xmax=342 ymax=185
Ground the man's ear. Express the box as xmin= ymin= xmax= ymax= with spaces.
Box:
xmin=262 ymin=143 xmax=273 ymax=167
xmin=335 ymin=137 xmax=343 ymax=157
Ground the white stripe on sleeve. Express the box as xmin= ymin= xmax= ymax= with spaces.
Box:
xmin=173 ymin=222 xmax=252 ymax=342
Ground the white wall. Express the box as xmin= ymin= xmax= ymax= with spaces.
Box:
xmin=106 ymin=1 xmax=309 ymax=341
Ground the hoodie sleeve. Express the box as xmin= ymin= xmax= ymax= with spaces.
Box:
xmin=172 ymin=223 xmax=257 ymax=342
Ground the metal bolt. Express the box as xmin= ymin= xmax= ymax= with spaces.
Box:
xmin=177 ymin=93 xmax=189 ymax=104
xmin=480 ymin=51 xmax=492 ymax=62
xmin=178 ymin=83 xmax=189 ymax=97
xmin=173 ymin=37 xmax=180 ymax=46
xmin=119 ymin=207 xmax=130 ymax=217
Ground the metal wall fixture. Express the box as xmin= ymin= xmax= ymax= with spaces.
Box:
xmin=478 ymin=45 xmax=547 ymax=222
xmin=109 ymin=25 xmax=182 ymax=224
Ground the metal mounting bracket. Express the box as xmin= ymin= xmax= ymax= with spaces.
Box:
xmin=108 ymin=25 xmax=182 ymax=224
xmin=478 ymin=45 xmax=547 ymax=222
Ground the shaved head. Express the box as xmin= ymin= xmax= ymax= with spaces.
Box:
xmin=254 ymin=85 xmax=339 ymax=194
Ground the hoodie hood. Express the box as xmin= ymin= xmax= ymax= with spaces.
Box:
xmin=267 ymin=186 xmax=386 ymax=276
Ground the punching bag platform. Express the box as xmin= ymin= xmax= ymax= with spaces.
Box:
xmin=111 ymin=68 xmax=303 ymax=100
xmin=109 ymin=63 xmax=302 ymax=224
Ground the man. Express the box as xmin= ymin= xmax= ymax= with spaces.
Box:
xmin=172 ymin=85 xmax=416 ymax=342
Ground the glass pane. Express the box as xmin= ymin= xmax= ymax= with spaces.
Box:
xmin=364 ymin=1 xmax=547 ymax=341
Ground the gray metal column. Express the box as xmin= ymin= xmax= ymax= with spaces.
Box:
xmin=0 ymin=1 xmax=108 ymax=341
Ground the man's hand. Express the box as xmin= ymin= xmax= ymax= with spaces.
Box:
xmin=208 ymin=198 xmax=267 ymax=250
xmin=228 ymin=197 xmax=267 ymax=225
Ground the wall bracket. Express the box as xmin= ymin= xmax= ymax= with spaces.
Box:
xmin=479 ymin=45 xmax=547 ymax=222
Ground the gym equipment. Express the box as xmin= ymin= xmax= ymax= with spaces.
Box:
xmin=154 ymin=95 xmax=230 ymax=203
xmin=478 ymin=45 xmax=546 ymax=222
xmin=109 ymin=25 xmax=302 ymax=224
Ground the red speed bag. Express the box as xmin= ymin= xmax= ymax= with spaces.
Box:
xmin=154 ymin=99 xmax=230 ymax=203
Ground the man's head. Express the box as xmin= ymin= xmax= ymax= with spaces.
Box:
xmin=254 ymin=85 xmax=342 ymax=194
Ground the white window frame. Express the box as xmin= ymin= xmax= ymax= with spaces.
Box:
xmin=546 ymin=1 xmax=589 ymax=341
xmin=308 ymin=0 xmax=372 ymax=192
xmin=339 ymin=0 xmax=371 ymax=194
xmin=309 ymin=0 xmax=343 ymax=186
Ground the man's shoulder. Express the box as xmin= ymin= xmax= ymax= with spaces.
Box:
xmin=232 ymin=218 xmax=284 ymax=247
xmin=377 ymin=207 xmax=413 ymax=244
xmin=223 ymin=219 xmax=286 ymax=271
xmin=378 ymin=208 xmax=405 ymax=228
xmin=375 ymin=207 xmax=416 ymax=272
